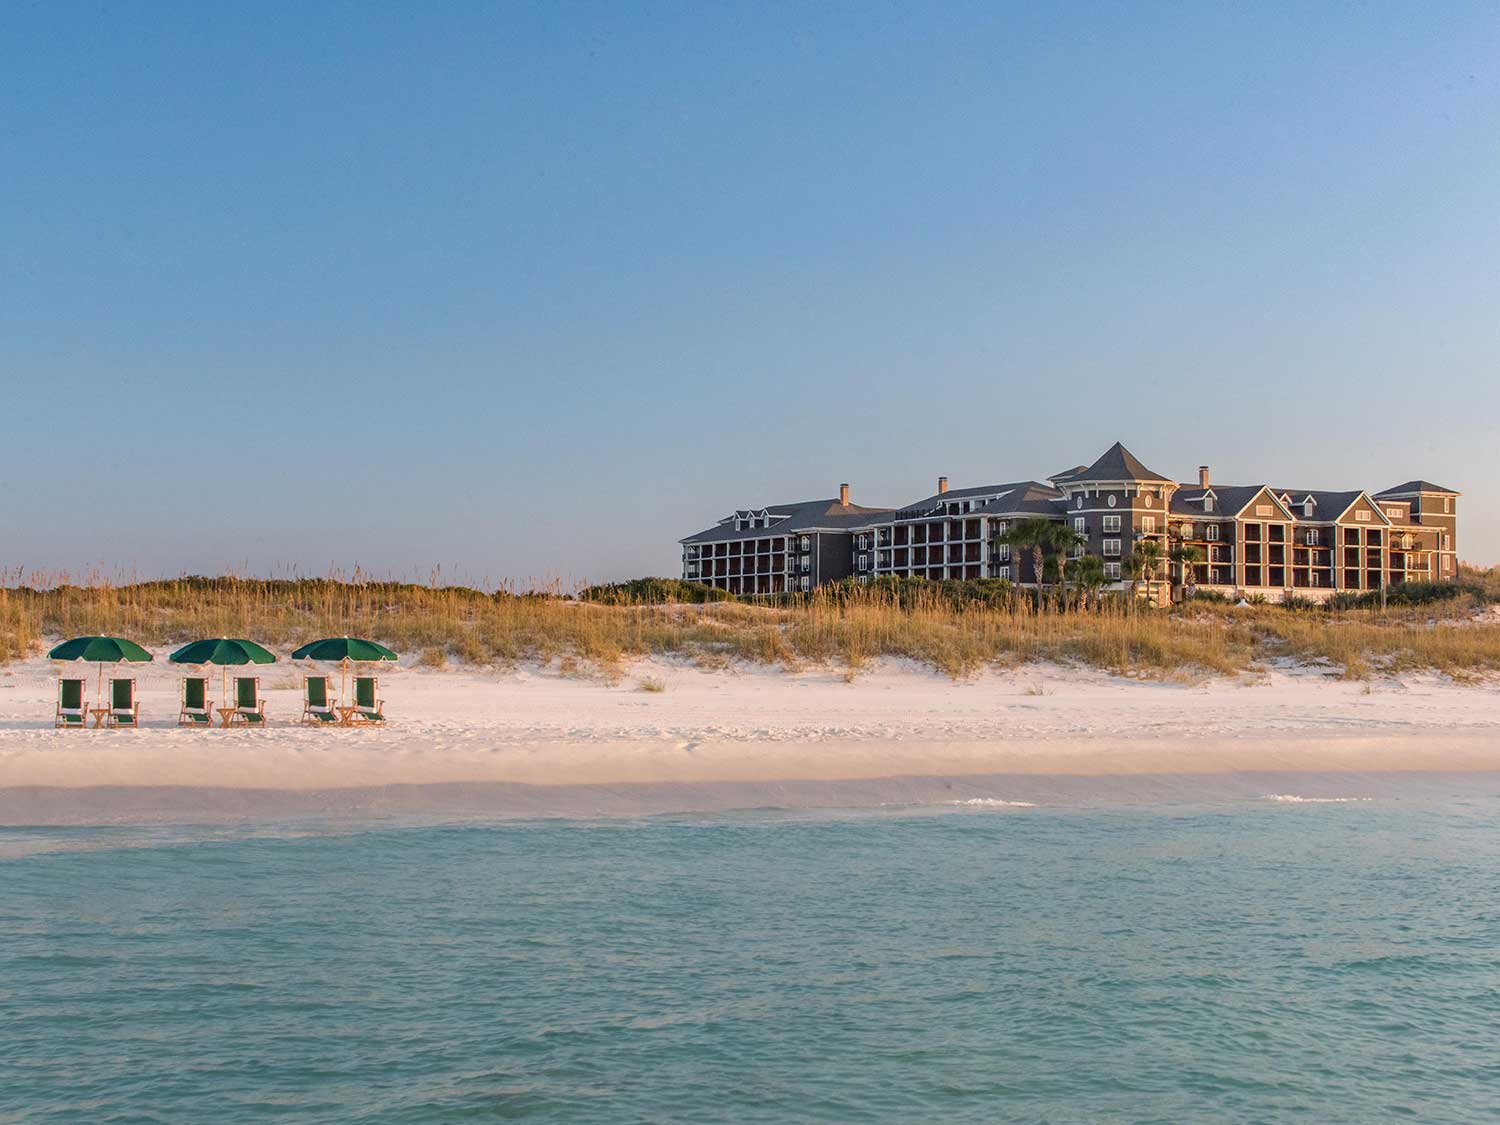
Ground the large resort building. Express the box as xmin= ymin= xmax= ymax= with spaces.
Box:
xmin=679 ymin=443 xmax=1461 ymax=602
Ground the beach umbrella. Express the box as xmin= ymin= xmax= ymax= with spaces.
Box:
xmin=168 ymin=637 xmax=277 ymax=705
xmin=47 ymin=636 xmax=154 ymax=708
xmin=290 ymin=636 xmax=398 ymax=700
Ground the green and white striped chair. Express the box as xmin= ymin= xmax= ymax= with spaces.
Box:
xmin=179 ymin=676 xmax=212 ymax=726
xmin=55 ymin=678 xmax=87 ymax=728
xmin=232 ymin=676 xmax=266 ymax=726
xmin=108 ymin=678 xmax=140 ymax=728
xmin=302 ymin=676 xmax=338 ymax=724
xmin=354 ymin=676 xmax=385 ymax=723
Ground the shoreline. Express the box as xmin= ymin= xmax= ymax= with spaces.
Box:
xmin=5 ymin=767 xmax=1500 ymax=827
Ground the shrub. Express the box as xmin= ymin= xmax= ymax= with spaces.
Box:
xmin=578 ymin=578 xmax=735 ymax=605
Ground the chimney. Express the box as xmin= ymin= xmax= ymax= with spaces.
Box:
xmin=1198 ymin=465 xmax=1210 ymax=489
xmin=938 ymin=476 xmax=949 ymax=494
xmin=839 ymin=482 xmax=850 ymax=507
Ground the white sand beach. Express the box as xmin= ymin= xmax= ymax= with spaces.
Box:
xmin=2 ymin=648 xmax=1498 ymax=807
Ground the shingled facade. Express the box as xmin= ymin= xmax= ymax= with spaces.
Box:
xmin=679 ymin=444 xmax=1461 ymax=602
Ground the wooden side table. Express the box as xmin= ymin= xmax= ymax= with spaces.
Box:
xmin=216 ymin=706 xmax=237 ymax=728
xmin=89 ymin=708 xmax=109 ymax=729
xmin=336 ymin=706 xmax=360 ymax=727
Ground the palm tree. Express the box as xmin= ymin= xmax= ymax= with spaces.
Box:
xmin=997 ymin=518 xmax=1055 ymax=603
xmin=1126 ymin=538 xmax=1164 ymax=606
xmin=1123 ymin=551 xmax=1147 ymax=611
xmin=1169 ymin=544 xmax=1205 ymax=601
xmin=1065 ymin=554 xmax=1107 ymax=611
xmin=1046 ymin=525 xmax=1087 ymax=609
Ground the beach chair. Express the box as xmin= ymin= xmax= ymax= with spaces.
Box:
xmin=56 ymin=678 xmax=88 ymax=728
xmin=179 ymin=676 xmax=212 ymax=726
xmin=302 ymin=675 xmax=338 ymax=724
xmin=353 ymin=676 xmax=385 ymax=723
xmin=232 ymin=676 xmax=266 ymax=726
xmin=108 ymin=678 xmax=140 ymax=728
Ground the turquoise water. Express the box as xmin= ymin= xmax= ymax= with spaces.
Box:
xmin=4 ymin=798 xmax=1500 ymax=1122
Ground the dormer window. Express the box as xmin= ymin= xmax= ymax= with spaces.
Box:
xmin=1204 ymin=496 xmax=1214 ymax=513
xmin=1303 ymin=501 xmax=1314 ymax=518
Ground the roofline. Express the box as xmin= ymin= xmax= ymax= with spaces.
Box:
xmin=1229 ymin=486 xmax=1297 ymax=522
xmin=1330 ymin=491 xmax=1391 ymax=526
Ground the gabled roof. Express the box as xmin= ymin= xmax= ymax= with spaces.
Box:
xmin=1066 ymin=442 xmax=1173 ymax=484
xmin=887 ymin=480 xmax=1063 ymax=520
xmin=1375 ymin=480 xmax=1460 ymax=498
xmin=1169 ymin=484 xmax=1292 ymax=519
xmin=976 ymin=482 xmax=1066 ymax=517
xmin=898 ymin=482 xmax=1017 ymax=512
xmin=680 ymin=497 xmax=895 ymax=544
xmin=1272 ymin=488 xmax=1364 ymax=522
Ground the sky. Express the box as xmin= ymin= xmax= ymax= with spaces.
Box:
xmin=3 ymin=2 xmax=1498 ymax=587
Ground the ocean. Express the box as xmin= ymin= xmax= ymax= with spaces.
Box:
xmin=4 ymin=792 xmax=1499 ymax=1122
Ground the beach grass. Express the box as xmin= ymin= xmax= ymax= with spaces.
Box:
xmin=1 ymin=568 xmax=1497 ymax=682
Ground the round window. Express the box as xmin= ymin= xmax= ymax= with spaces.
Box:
xmin=1108 ymin=495 xmax=1117 ymax=509
xmin=1144 ymin=495 xmax=1153 ymax=508
xmin=1076 ymin=496 xmax=1083 ymax=509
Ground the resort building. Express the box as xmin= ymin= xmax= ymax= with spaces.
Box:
xmin=679 ymin=443 xmax=1461 ymax=602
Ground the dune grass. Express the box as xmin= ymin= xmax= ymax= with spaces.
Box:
xmin=1 ymin=569 xmax=1497 ymax=682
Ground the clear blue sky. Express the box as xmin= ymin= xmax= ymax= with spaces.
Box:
xmin=4 ymin=2 xmax=1497 ymax=586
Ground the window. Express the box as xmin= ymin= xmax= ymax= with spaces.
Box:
xmin=1181 ymin=523 xmax=1195 ymax=539
xmin=1385 ymin=507 xmax=1402 ymax=519
xmin=1206 ymin=525 xmax=1219 ymax=541
xmin=996 ymin=544 xmax=1011 ymax=562
xmin=1073 ymin=517 xmax=1085 ymax=533
xmin=1140 ymin=517 xmax=1156 ymax=535
xmin=800 ymin=556 xmax=810 ymax=573
xmin=1304 ymin=501 xmax=1314 ymax=518
xmin=1104 ymin=562 xmax=1121 ymax=580
xmin=1305 ymin=529 xmax=1320 ymax=546
xmin=1076 ymin=496 xmax=1083 ymax=509
xmin=1355 ymin=510 xmax=1370 ymax=522
xmin=1310 ymin=572 xmax=1320 ymax=587
xmin=996 ymin=565 xmax=1011 ymax=580
xmin=857 ymin=535 xmax=868 ymax=550
xmin=857 ymin=554 xmax=868 ymax=570
xmin=994 ymin=520 xmax=1008 ymax=536
xmin=1107 ymin=495 xmax=1117 ymax=508
xmin=1103 ymin=515 xmax=1121 ymax=533
xmin=1143 ymin=495 xmax=1154 ymax=508
xmin=799 ymin=576 xmax=811 ymax=591
xmin=1204 ymin=496 xmax=1214 ymax=513
xmin=800 ymin=536 xmax=811 ymax=550
xmin=1401 ymin=535 xmax=1413 ymax=550
xmin=1103 ymin=539 xmax=1121 ymax=557
xmin=1255 ymin=504 xmax=1273 ymax=517
xmin=1445 ymin=498 xmax=1452 ymax=513
xmin=1443 ymin=534 xmax=1452 ymax=551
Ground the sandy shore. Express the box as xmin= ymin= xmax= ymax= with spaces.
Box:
xmin=2 ymin=648 xmax=1498 ymax=817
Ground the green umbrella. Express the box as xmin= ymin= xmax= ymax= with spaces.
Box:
xmin=289 ymin=637 xmax=398 ymax=663
xmin=168 ymin=638 xmax=277 ymax=706
xmin=48 ymin=636 xmax=154 ymax=709
xmin=290 ymin=637 xmax=397 ymax=702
